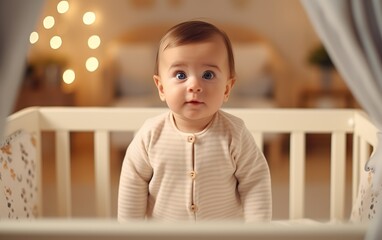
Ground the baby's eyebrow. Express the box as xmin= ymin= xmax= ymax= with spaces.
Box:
xmin=203 ymin=64 xmax=221 ymax=72
xmin=167 ymin=62 xmax=222 ymax=72
xmin=168 ymin=62 xmax=187 ymax=70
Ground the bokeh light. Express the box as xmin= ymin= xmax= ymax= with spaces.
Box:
xmin=50 ymin=36 xmax=62 ymax=49
xmin=43 ymin=16 xmax=55 ymax=29
xmin=88 ymin=35 xmax=101 ymax=49
xmin=57 ymin=0 xmax=69 ymax=14
xmin=29 ymin=32 xmax=39 ymax=44
xmin=83 ymin=12 xmax=96 ymax=25
xmin=86 ymin=57 xmax=99 ymax=72
xmin=63 ymin=69 xmax=75 ymax=84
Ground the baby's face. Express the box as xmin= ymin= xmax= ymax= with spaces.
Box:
xmin=153 ymin=35 xmax=235 ymax=132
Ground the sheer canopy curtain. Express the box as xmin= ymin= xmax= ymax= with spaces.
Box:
xmin=0 ymin=0 xmax=44 ymax=139
xmin=301 ymin=0 xmax=382 ymax=239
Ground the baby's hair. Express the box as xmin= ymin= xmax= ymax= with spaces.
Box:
xmin=154 ymin=20 xmax=235 ymax=78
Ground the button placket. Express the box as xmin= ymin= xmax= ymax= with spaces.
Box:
xmin=186 ymin=134 xmax=197 ymax=216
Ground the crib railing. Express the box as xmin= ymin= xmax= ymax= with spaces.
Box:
xmin=5 ymin=107 xmax=379 ymax=221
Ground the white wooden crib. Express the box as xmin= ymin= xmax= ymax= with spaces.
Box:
xmin=1 ymin=106 xmax=379 ymax=240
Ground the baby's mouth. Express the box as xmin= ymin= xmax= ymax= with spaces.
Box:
xmin=186 ymin=100 xmax=203 ymax=104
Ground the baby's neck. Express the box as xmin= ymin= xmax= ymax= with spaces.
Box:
xmin=172 ymin=113 xmax=216 ymax=133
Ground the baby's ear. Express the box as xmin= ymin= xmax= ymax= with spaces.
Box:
xmin=153 ymin=75 xmax=166 ymax=101
xmin=224 ymin=78 xmax=236 ymax=102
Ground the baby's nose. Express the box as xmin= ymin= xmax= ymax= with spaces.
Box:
xmin=187 ymin=78 xmax=203 ymax=93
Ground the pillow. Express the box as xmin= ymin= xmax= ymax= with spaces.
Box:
xmin=0 ymin=129 xmax=38 ymax=219
xmin=231 ymin=44 xmax=273 ymax=97
xmin=112 ymin=44 xmax=157 ymax=97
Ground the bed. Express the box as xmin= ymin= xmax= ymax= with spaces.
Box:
xmin=0 ymin=106 xmax=379 ymax=239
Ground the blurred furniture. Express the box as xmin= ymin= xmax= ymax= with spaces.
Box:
xmin=13 ymin=63 xmax=74 ymax=112
xmin=298 ymin=84 xmax=356 ymax=108
xmin=297 ymin=68 xmax=357 ymax=109
xmin=14 ymin=86 xmax=74 ymax=112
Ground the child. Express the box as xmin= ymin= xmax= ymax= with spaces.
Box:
xmin=118 ymin=20 xmax=272 ymax=223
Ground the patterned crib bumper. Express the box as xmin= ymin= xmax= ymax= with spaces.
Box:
xmin=0 ymin=129 xmax=38 ymax=219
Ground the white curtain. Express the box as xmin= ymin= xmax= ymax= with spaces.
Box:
xmin=301 ymin=0 xmax=382 ymax=239
xmin=0 ymin=0 xmax=44 ymax=139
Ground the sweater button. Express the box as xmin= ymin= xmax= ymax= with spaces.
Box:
xmin=187 ymin=135 xmax=195 ymax=143
xmin=190 ymin=204 xmax=198 ymax=212
xmin=190 ymin=171 xmax=196 ymax=179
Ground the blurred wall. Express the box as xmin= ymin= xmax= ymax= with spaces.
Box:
xmin=27 ymin=0 xmax=320 ymax=107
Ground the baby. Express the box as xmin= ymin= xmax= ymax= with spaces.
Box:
xmin=118 ymin=20 xmax=272 ymax=223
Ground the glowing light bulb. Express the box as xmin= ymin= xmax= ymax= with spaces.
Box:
xmin=83 ymin=12 xmax=96 ymax=25
xmin=29 ymin=32 xmax=39 ymax=44
xmin=63 ymin=69 xmax=75 ymax=84
xmin=50 ymin=36 xmax=62 ymax=49
xmin=86 ymin=57 xmax=99 ymax=72
xmin=57 ymin=1 xmax=69 ymax=14
xmin=43 ymin=16 xmax=55 ymax=29
xmin=88 ymin=35 xmax=101 ymax=49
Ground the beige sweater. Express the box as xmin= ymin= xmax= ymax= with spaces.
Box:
xmin=118 ymin=110 xmax=272 ymax=222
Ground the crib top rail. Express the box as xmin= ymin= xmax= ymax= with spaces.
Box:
xmin=6 ymin=107 xmax=358 ymax=134
xmin=0 ymin=219 xmax=367 ymax=240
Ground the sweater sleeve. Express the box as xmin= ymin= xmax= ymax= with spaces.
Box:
xmin=234 ymin=127 xmax=272 ymax=222
xmin=118 ymin=128 xmax=153 ymax=222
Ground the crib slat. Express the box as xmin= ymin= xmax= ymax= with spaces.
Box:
xmin=94 ymin=131 xmax=111 ymax=218
xmin=252 ymin=132 xmax=263 ymax=151
xmin=352 ymin=134 xmax=360 ymax=205
xmin=55 ymin=131 xmax=72 ymax=217
xmin=330 ymin=132 xmax=346 ymax=221
xmin=289 ymin=132 xmax=305 ymax=219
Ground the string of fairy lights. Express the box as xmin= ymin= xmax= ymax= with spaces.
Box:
xmin=29 ymin=0 xmax=101 ymax=86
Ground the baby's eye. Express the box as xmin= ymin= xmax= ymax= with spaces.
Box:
xmin=175 ymin=71 xmax=187 ymax=80
xmin=202 ymin=71 xmax=215 ymax=80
